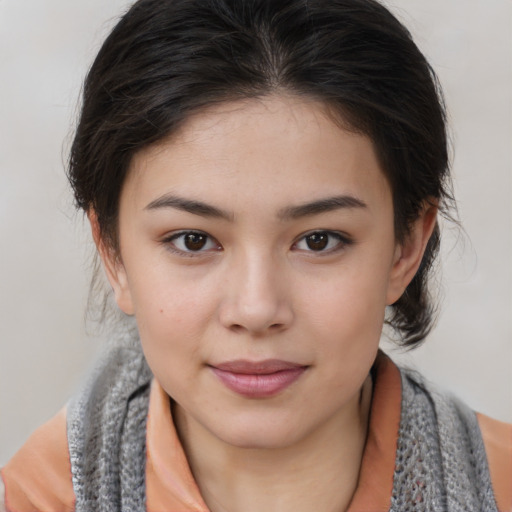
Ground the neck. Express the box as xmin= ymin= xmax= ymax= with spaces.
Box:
xmin=174 ymin=375 xmax=373 ymax=512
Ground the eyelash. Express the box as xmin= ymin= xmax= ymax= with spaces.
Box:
xmin=161 ymin=230 xmax=353 ymax=256
xmin=292 ymin=230 xmax=353 ymax=254
xmin=161 ymin=230 xmax=221 ymax=256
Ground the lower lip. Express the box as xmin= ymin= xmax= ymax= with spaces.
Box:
xmin=210 ymin=367 xmax=307 ymax=398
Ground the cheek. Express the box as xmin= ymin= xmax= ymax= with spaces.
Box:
xmin=137 ymin=291 xmax=207 ymax=341
xmin=298 ymin=259 xmax=391 ymax=373
xmin=128 ymin=271 xmax=218 ymax=373
xmin=129 ymin=256 xmax=217 ymax=322
xmin=304 ymin=263 xmax=390 ymax=332
xmin=135 ymin=295 xmax=206 ymax=403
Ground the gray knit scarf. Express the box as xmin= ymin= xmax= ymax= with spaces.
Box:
xmin=67 ymin=340 xmax=499 ymax=512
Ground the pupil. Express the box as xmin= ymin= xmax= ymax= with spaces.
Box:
xmin=307 ymin=233 xmax=328 ymax=251
xmin=185 ymin=233 xmax=206 ymax=251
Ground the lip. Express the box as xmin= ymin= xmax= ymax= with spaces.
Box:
xmin=209 ymin=359 xmax=308 ymax=398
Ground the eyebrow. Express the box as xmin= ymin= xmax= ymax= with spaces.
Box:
xmin=278 ymin=195 xmax=367 ymax=220
xmin=145 ymin=194 xmax=233 ymax=220
xmin=144 ymin=193 xmax=366 ymax=220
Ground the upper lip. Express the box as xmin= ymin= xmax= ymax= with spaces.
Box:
xmin=210 ymin=359 xmax=306 ymax=375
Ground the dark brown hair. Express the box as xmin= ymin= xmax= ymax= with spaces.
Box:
xmin=68 ymin=0 xmax=454 ymax=346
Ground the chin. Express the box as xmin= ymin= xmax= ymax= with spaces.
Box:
xmin=213 ymin=417 xmax=305 ymax=450
xmin=223 ymin=433 xmax=299 ymax=451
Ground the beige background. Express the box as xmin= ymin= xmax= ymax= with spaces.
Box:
xmin=1 ymin=0 xmax=511 ymax=465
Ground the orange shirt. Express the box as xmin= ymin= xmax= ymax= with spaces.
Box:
xmin=2 ymin=354 xmax=511 ymax=512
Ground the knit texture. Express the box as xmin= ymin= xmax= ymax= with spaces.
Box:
xmin=67 ymin=327 xmax=152 ymax=512
xmin=67 ymin=339 xmax=500 ymax=512
xmin=390 ymin=370 xmax=498 ymax=512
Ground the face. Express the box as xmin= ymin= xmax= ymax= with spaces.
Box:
xmin=99 ymin=96 xmax=431 ymax=450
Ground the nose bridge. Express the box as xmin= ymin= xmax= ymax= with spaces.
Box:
xmin=220 ymin=246 xmax=292 ymax=334
xmin=241 ymin=249 xmax=278 ymax=305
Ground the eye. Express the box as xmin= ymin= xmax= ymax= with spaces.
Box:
xmin=293 ymin=231 xmax=351 ymax=253
xmin=164 ymin=231 xmax=221 ymax=254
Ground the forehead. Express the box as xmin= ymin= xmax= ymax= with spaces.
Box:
xmin=123 ymin=95 xmax=391 ymax=217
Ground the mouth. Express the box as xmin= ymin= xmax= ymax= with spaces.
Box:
xmin=208 ymin=359 xmax=308 ymax=398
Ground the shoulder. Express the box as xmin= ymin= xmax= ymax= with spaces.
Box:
xmin=67 ymin=339 xmax=152 ymax=510
xmin=1 ymin=407 xmax=75 ymax=512
xmin=476 ymin=412 xmax=512 ymax=512
xmin=1 ymin=330 xmax=152 ymax=512
xmin=0 ymin=478 xmax=5 ymax=512
xmin=397 ymin=366 xmax=512 ymax=512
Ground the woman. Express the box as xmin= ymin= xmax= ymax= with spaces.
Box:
xmin=2 ymin=0 xmax=511 ymax=510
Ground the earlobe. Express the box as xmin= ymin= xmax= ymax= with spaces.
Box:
xmin=386 ymin=202 xmax=438 ymax=305
xmin=87 ymin=210 xmax=135 ymax=315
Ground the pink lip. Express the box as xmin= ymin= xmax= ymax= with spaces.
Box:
xmin=209 ymin=360 xmax=308 ymax=398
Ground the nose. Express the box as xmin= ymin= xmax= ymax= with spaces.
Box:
xmin=218 ymin=252 xmax=294 ymax=336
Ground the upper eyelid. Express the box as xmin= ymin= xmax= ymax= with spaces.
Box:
xmin=292 ymin=230 xmax=353 ymax=253
xmin=162 ymin=230 xmax=221 ymax=253
xmin=294 ymin=229 xmax=352 ymax=243
xmin=163 ymin=229 xmax=212 ymax=240
xmin=161 ymin=229 xmax=351 ymax=249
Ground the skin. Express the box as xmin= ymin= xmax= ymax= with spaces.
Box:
xmin=93 ymin=95 xmax=437 ymax=512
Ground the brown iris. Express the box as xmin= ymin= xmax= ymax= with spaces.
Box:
xmin=305 ymin=232 xmax=329 ymax=251
xmin=184 ymin=233 xmax=208 ymax=251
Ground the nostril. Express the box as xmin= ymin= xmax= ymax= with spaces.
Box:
xmin=219 ymin=294 xmax=293 ymax=335
xmin=228 ymin=322 xmax=284 ymax=334
xmin=268 ymin=323 xmax=286 ymax=332
xmin=229 ymin=324 xmax=245 ymax=333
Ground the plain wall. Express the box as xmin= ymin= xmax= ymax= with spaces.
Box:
xmin=1 ymin=0 xmax=511 ymax=465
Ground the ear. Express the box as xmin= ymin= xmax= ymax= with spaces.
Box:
xmin=88 ymin=210 xmax=135 ymax=315
xmin=386 ymin=202 xmax=438 ymax=305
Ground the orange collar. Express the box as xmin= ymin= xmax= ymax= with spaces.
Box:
xmin=145 ymin=351 xmax=402 ymax=512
